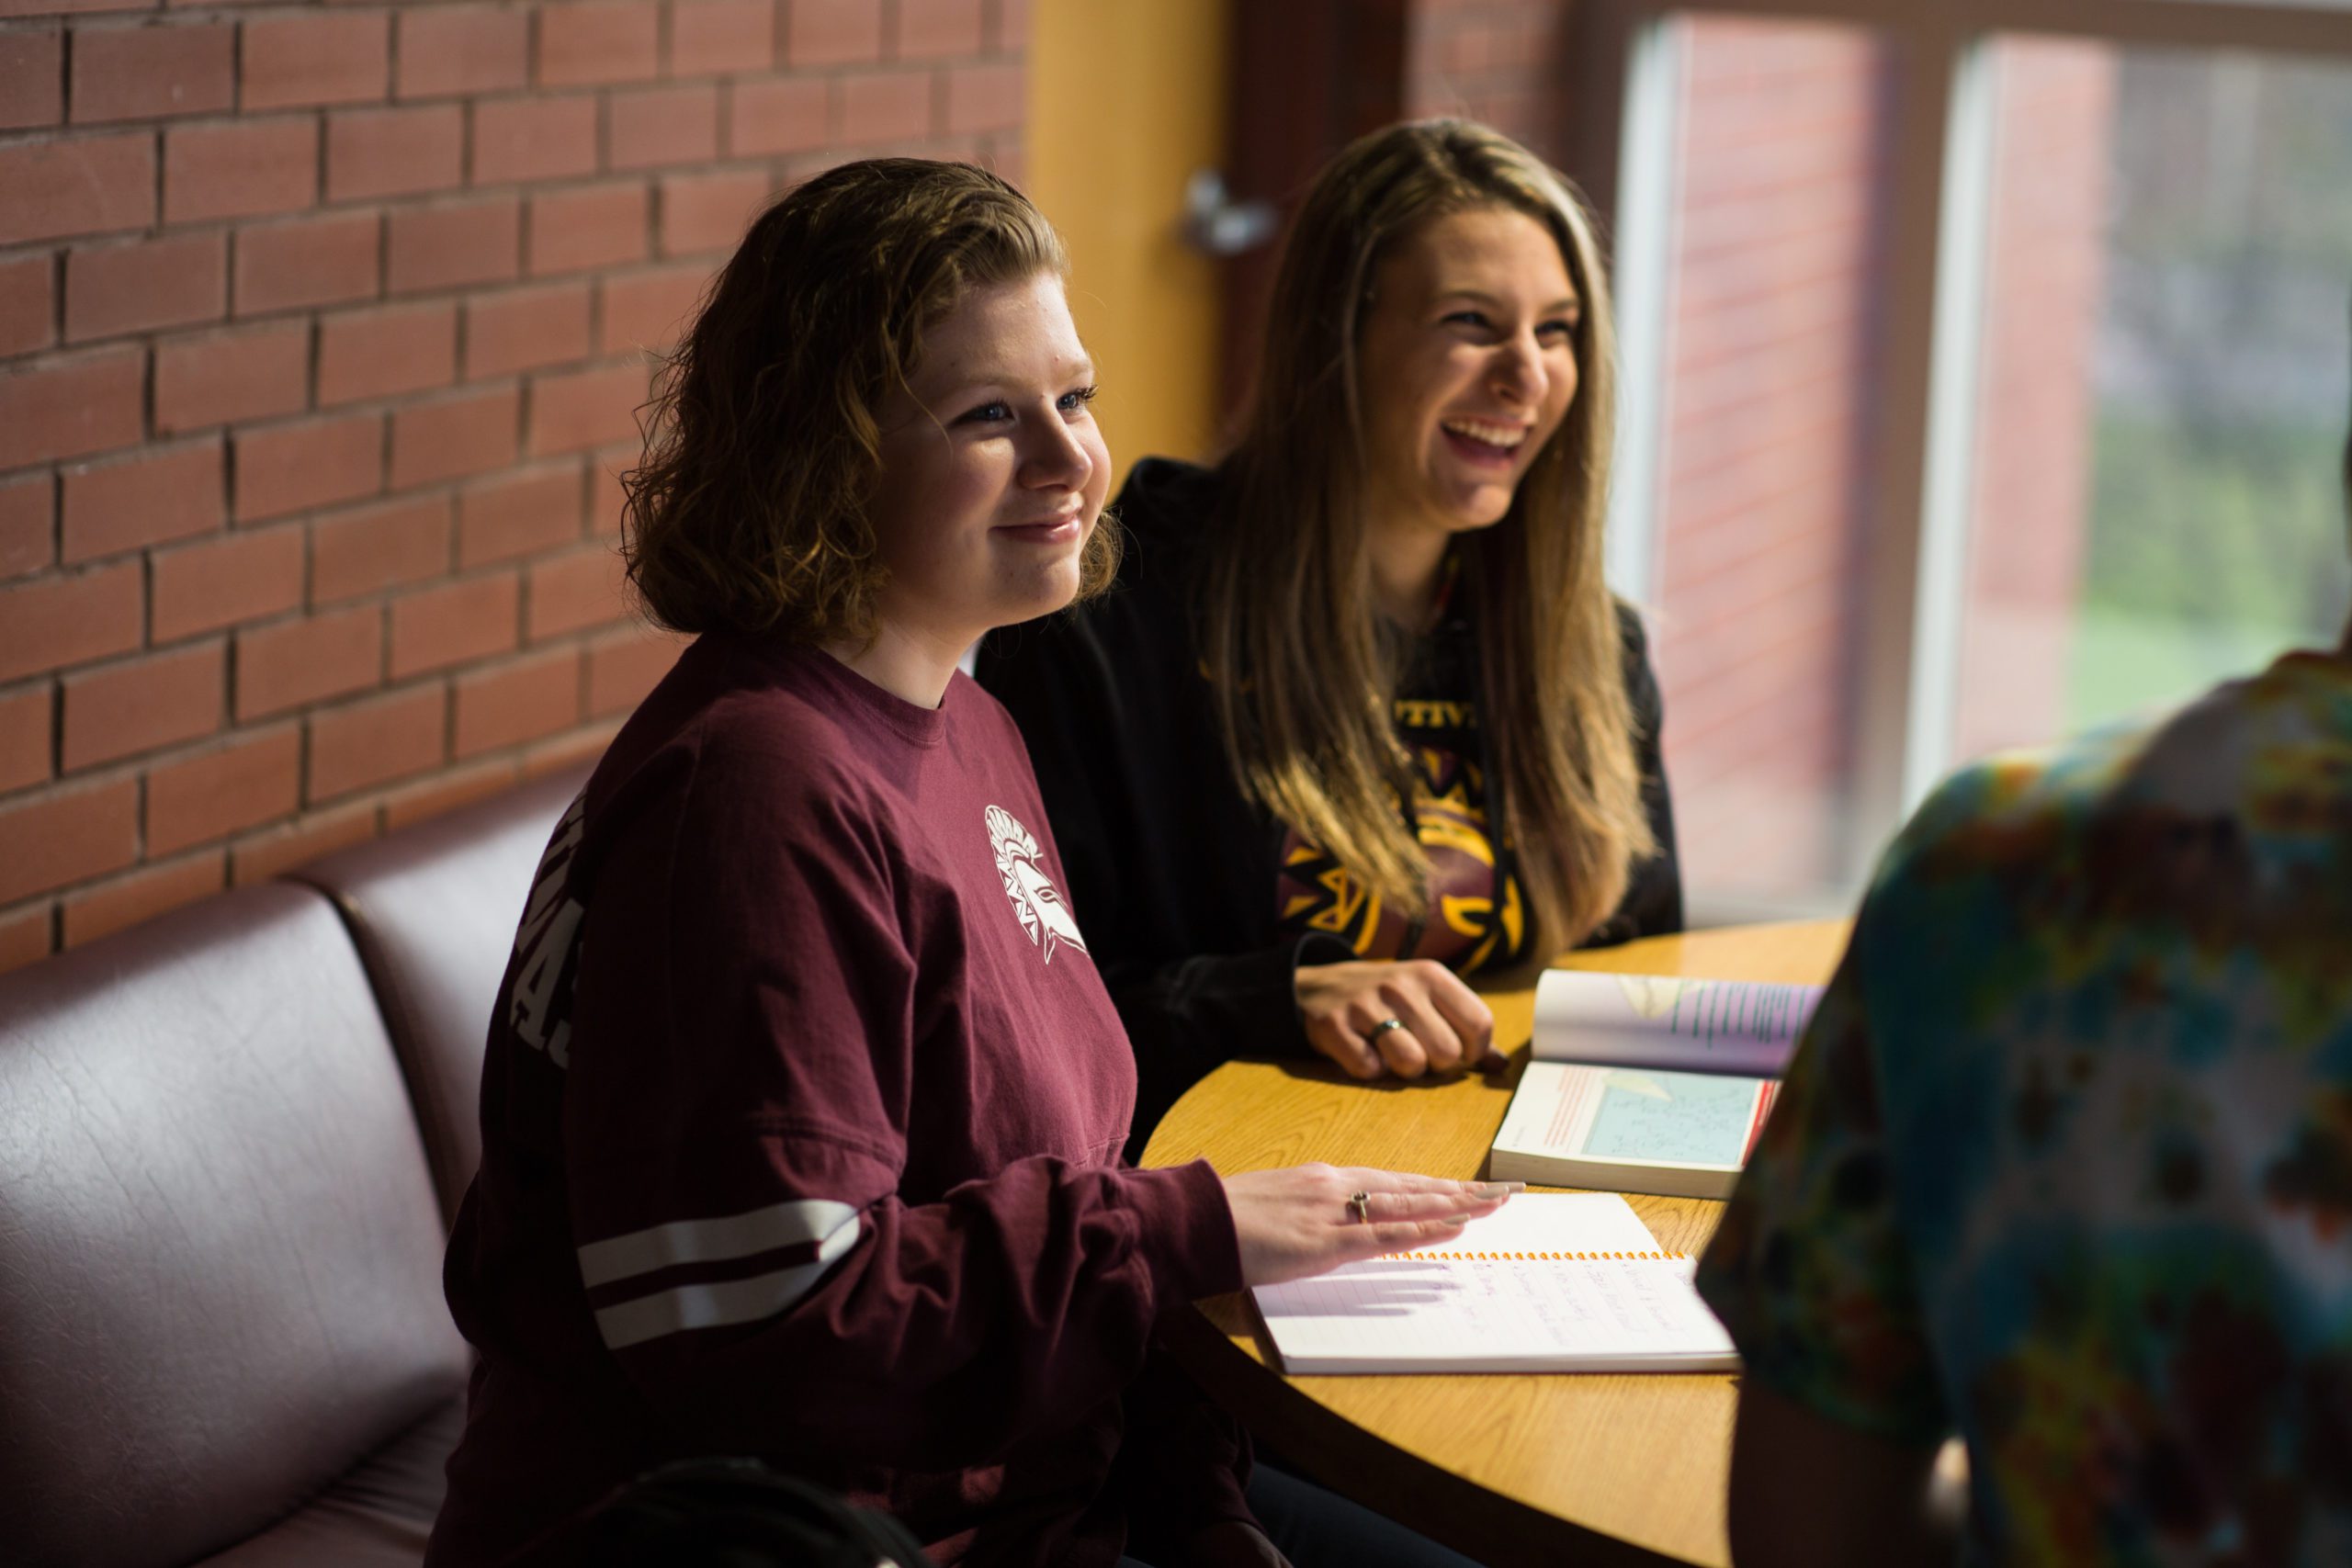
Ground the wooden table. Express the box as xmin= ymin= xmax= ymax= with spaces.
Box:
xmin=1139 ymin=920 xmax=1848 ymax=1568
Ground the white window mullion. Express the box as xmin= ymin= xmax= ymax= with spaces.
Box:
xmin=1899 ymin=35 xmax=2001 ymax=812
xmin=1602 ymin=16 xmax=1688 ymax=608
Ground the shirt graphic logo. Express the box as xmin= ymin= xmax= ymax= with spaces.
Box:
xmin=987 ymin=804 xmax=1089 ymax=964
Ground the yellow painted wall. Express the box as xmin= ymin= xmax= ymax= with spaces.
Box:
xmin=1026 ymin=0 xmax=1231 ymax=488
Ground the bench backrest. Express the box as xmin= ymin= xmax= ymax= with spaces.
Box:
xmin=291 ymin=766 xmax=591 ymax=1224
xmin=0 ymin=884 xmax=468 ymax=1568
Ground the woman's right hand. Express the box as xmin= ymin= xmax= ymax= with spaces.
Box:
xmin=1222 ymin=1164 xmax=1517 ymax=1286
xmin=1295 ymin=959 xmax=1498 ymax=1078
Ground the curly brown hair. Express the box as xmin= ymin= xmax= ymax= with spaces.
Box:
xmin=622 ymin=158 xmax=1115 ymax=644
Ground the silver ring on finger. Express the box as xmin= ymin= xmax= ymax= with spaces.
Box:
xmin=1348 ymin=1191 xmax=1373 ymax=1224
xmin=1370 ymin=1017 xmax=1408 ymax=1038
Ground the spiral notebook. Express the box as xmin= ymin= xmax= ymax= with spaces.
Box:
xmin=1250 ymin=1193 xmax=1738 ymax=1374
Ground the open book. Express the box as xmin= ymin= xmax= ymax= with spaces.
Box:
xmin=1250 ymin=1193 xmax=1737 ymax=1373
xmin=1487 ymin=972 xmax=1825 ymax=1198
xmin=1529 ymin=970 xmax=1825 ymax=1077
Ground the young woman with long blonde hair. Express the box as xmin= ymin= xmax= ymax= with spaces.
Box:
xmin=982 ymin=119 xmax=1680 ymax=1146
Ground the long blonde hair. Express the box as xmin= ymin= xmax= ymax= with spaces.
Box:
xmin=1201 ymin=118 xmax=1654 ymax=964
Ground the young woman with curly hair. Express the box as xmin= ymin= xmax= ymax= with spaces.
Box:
xmin=425 ymin=158 xmax=1506 ymax=1568
xmin=982 ymin=120 xmax=1682 ymax=1147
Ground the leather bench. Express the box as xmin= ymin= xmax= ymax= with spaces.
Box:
xmin=0 ymin=768 xmax=586 ymax=1568
xmin=288 ymin=771 xmax=591 ymax=1228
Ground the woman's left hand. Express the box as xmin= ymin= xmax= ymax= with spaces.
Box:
xmin=1295 ymin=958 xmax=1498 ymax=1078
xmin=1223 ymin=1164 xmax=1518 ymax=1286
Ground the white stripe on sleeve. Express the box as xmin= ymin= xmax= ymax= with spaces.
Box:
xmin=577 ymin=1197 xmax=861 ymax=1289
xmin=592 ymin=1219 xmax=864 ymax=1350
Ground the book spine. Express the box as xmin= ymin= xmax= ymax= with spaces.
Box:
xmin=1742 ymin=1080 xmax=1781 ymax=1161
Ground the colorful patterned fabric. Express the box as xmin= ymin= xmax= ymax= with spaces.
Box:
xmin=1696 ymin=649 xmax=2352 ymax=1567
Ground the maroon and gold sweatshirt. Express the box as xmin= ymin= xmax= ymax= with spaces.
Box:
xmin=426 ymin=633 xmax=1245 ymax=1568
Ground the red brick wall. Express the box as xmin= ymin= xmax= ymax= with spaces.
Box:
xmin=1402 ymin=0 xmax=1575 ymax=158
xmin=0 ymin=0 xmax=1026 ymax=973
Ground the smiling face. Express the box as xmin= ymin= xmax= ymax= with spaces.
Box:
xmin=864 ymin=271 xmax=1110 ymax=652
xmin=1354 ymin=205 xmax=1583 ymax=549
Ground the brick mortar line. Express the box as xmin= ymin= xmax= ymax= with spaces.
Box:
xmin=0 ymin=378 xmax=648 ymax=529
xmin=43 ymin=671 xmax=61 ymax=788
xmin=0 ymin=702 xmax=611 ymax=912
xmin=129 ymin=722 xmax=147 ymax=863
xmin=385 ymin=0 xmax=402 ymax=109
xmin=0 ymin=42 xmax=1018 ymax=130
xmin=0 ymin=132 xmax=991 ymax=267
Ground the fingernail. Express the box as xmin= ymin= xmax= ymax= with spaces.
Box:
xmin=1475 ymin=1181 xmax=1524 ymax=1197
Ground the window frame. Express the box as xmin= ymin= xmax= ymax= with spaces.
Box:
xmin=1583 ymin=0 xmax=2352 ymax=888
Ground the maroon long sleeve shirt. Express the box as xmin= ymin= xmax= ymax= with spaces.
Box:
xmin=426 ymin=633 xmax=1244 ymax=1568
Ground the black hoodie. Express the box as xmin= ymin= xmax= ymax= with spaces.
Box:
xmin=978 ymin=457 xmax=1682 ymax=1150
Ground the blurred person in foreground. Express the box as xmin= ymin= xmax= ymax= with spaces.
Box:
xmin=424 ymin=158 xmax=1508 ymax=1568
xmin=1697 ymin=344 xmax=2352 ymax=1564
xmin=981 ymin=120 xmax=1679 ymax=1154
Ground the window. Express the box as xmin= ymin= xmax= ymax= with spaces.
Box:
xmin=1623 ymin=15 xmax=1898 ymax=917
xmin=1955 ymin=39 xmax=2352 ymax=762
xmin=1595 ymin=0 xmax=2352 ymax=919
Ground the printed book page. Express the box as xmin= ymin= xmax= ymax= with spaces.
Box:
xmin=1530 ymin=971 xmax=1825 ymax=1077
xmin=1251 ymin=1194 xmax=1739 ymax=1374
xmin=1496 ymin=1061 xmax=1778 ymax=1170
